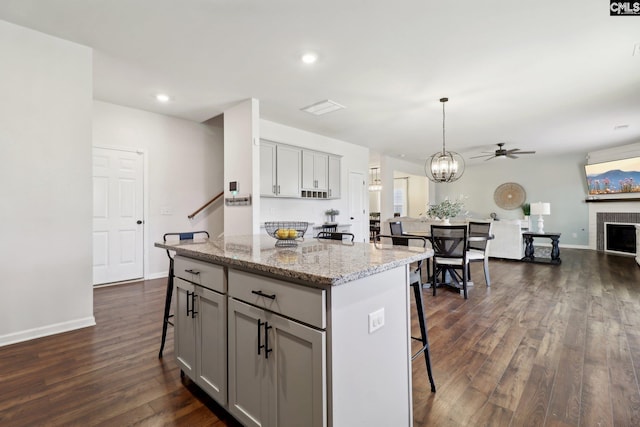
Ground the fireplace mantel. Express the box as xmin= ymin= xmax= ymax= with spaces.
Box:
xmin=585 ymin=197 xmax=640 ymax=203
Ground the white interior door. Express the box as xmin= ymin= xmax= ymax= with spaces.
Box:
xmin=92 ymin=147 xmax=144 ymax=285
xmin=348 ymin=171 xmax=366 ymax=242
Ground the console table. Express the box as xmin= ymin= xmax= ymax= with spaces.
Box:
xmin=522 ymin=232 xmax=561 ymax=265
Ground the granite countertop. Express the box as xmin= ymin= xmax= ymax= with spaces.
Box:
xmin=155 ymin=234 xmax=432 ymax=288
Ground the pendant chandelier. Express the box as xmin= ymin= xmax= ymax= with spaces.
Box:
xmin=369 ymin=167 xmax=382 ymax=191
xmin=425 ymin=97 xmax=465 ymax=183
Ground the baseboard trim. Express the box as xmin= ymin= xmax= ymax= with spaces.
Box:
xmin=0 ymin=316 xmax=96 ymax=348
xmin=146 ymin=271 xmax=168 ymax=281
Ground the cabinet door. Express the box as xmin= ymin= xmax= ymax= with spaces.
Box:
xmin=302 ymin=151 xmax=328 ymax=190
xmin=228 ymin=299 xmax=269 ymax=427
xmin=196 ymin=286 xmax=227 ymax=405
xmin=301 ymin=151 xmax=315 ymax=190
xmin=314 ymin=153 xmax=328 ymax=190
xmin=276 ymin=145 xmax=301 ymax=197
xmin=260 ymin=141 xmax=277 ymax=196
xmin=267 ymin=311 xmax=327 ymax=427
xmin=174 ymin=278 xmax=196 ymax=378
xmin=328 ymin=156 xmax=340 ymax=199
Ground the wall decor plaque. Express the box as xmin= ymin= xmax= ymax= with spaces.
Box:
xmin=494 ymin=182 xmax=526 ymax=210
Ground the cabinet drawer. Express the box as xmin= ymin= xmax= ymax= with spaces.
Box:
xmin=228 ymin=269 xmax=326 ymax=329
xmin=175 ymin=256 xmax=226 ymax=293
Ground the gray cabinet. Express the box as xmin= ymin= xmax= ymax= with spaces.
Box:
xmin=302 ymin=151 xmax=328 ymax=192
xmin=328 ymin=155 xmax=341 ymax=199
xmin=173 ymin=257 xmax=227 ymax=405
xmin=227 ymin=269 xmax=326 ymax=427
xmin=260 ymin=140 xmax=301 ymax=198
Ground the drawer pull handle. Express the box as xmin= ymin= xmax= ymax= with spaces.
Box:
xmin=185 ymin=269 xmax=200 ymax=275
xmin=251 ymin=290 xmax=276 ymax=300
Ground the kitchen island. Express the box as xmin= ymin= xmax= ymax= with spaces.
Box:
xmin=156 ymin=234 xmax=433 ymax=427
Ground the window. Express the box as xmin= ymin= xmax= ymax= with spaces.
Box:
xmin=393 ymin=177 xmax=408 ymax=217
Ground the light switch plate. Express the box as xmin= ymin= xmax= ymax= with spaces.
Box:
xmin=368 ymin=308 xmax=385 ymax=334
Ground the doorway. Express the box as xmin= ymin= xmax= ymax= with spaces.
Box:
xmin=92 ymin=147 xmax=144 ymax=285
xmin=348 ymin=171 xmax=366 ymax=242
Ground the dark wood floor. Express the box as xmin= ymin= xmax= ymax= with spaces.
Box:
xmin=1 ymin=249 xmax=639 ymax=426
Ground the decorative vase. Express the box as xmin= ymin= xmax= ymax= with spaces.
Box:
xmin=442 ymin=218 xmax=450 ymax=225
xmin=330 ymin=214 xmax=336 ymax=223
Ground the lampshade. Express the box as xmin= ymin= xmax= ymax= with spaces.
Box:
xmin=530 ymin=202 xmax=551 ymax=216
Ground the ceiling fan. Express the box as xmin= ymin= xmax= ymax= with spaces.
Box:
xmin=471 ymin=143 xmax=536 ymax=160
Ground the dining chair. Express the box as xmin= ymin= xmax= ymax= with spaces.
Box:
xmin=430 ymin=225 xmax=469 ymax=299
xmin=320 ymin=224 xmax=338 ymax=233
xmin=316 ymin=231 xmax=354 ymax=242
xmin=159 ymin=230 xmax=210 ymax=358
xmin=467 ymin=221 xmax=492 ymax=287
xmin=374 ymin=234 xmax=436 ymax=393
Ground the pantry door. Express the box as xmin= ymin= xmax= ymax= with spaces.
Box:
xmin=92 ymin=147 xmax=144 ymax=285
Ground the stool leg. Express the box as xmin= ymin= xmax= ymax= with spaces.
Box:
xmin=159 ymin=261 xmax=174 ymax=358
xmin=412 ymin=282 xmax=436 ymax=393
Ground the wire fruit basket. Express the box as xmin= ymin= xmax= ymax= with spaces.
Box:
xmin=264 ymin=221 xmax=308 ymax=247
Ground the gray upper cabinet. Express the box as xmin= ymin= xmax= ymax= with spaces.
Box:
xmin=328 ymin=155 xmax=341 ymax=199
xmin=260 ymin=140 xmax=301 ymax=198
xmin=261 ymin=140 xmax=340 ymax=200
xmin=302 ymin=151 xmax=328 ymax=191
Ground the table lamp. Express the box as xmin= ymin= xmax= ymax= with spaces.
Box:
xmin=530 ymin=202 xmax=550 ymax=233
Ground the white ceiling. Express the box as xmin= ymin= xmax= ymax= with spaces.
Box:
xmin=2 ymin=1 xmax=639 ymax=165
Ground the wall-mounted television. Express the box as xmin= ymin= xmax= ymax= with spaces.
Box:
xmin=585 ymin=156 xmax=640 ymax=195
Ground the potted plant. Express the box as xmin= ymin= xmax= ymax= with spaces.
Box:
xmin=521 ymin=202 xmax=531 ymax=229
xmin=426 ymin=197 xmax=466 ymax=224
xmin=325 ymin=209 xmax=340 ymax=223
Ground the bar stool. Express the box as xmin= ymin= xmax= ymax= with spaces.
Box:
xmin=158 ymin=230 xmax=209 ymax=358
xmin=374 ymin=234 xmax=436 ymax=393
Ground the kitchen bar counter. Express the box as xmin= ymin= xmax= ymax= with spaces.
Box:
xmin=156 ymin=234 xmax=433 ymax=427
xmin=155 ymin=234 xmax=431 ymax=287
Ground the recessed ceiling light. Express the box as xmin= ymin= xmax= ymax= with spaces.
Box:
xmin=156 ymin=93 xmax=171 ymax=103
xmin=614 ymin=124 xmax=629 ymax=130
xmin=301 ymin=52 xmax=318 ymax=64
xmin=301 ymin=99 xmax=345 ymax=116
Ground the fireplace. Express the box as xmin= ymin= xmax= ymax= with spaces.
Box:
xmin=605 ymin=223 xmax=637 ymax=255
xmin=595 ymin=212 xmax=640 ymax=253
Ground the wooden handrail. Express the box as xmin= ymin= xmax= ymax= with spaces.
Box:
xmin=188 ymin=191 xmax=224 ymax=219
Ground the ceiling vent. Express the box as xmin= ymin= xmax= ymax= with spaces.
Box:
xmin=301 ymin=99 xmax=345 ymax=116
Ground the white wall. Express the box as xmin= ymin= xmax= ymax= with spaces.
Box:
xmin=259 ymin=120 xmax=370 ymax=241
xmin=434 ymin=152 xmax=591 ymax=247
xmin=93 ymin=101 xmax=225 ymax=278
xmin=0 ymin=21 xmax=94 ymax=345
xmin=223 ymin=99 xmax=260 ymax=236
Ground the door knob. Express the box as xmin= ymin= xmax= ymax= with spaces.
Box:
xmin=136 ymin=220 xmax=143 ymax=224
xmin=350 ymin=217 xmax=354 ymax=220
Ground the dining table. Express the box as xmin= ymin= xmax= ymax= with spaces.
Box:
xmin=400 ymin=229 xmax=495 ymax=288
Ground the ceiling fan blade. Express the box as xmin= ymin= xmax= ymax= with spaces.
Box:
xmin=484 ymin=156 xmax=495 ymax=161
xmin=506 ymin=154 xmax=519 ymax=159
xmin=470 ymin=154 xmax=496 ymax=159
xmin=516 ymin=151 xmax=536 ymax=154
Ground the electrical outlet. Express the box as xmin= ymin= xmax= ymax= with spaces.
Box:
xmin=368 ymin=308 xmax=385 ymax=334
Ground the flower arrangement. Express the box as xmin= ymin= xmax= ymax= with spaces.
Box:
xmin=427 ymin=197 xmax=466 ymax=220
xmin=325 ymin=209 xmax=340 ymax=216
xmin=521 ymin=202 xmax=531 ymax=216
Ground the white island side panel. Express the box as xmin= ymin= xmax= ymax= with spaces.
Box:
xmin=327 ymin=265 xmax=412 ymax=427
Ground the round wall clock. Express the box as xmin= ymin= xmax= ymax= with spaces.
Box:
xmin=494 ymin=182 xmax=526 ymax=210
